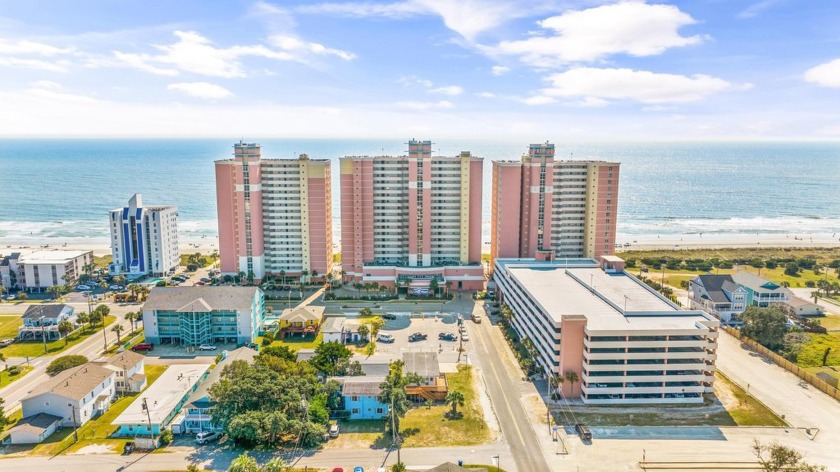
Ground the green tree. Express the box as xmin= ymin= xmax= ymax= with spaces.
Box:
xmin=370 ymin=317 xmax=385 ymax=337
xmin=159 ymin=428 xmax=173 ymax=445
xmin=309 ymin=341 xmax=352 ymax=376
xmin=47 ymin=285 xmax=63 ymax=300
xmin=752 ymin=440 xmax=827 ymax=471
xmin=564 ymin=371 xmax=580 ymax=396
xmin=429 ymin=278 xmax=439 ymax=296
xmin=124 ymin=311 xmax=138 ymax=334
xmin=0 ymin=397 xmax=8 ymax=429
xmin=88 ymin=309 xmax=103 ymax=328
xmin=444 ymin=389 xmax=465 ymax=417
xmin=784 ymin=262 xmax=800 ymax=276
xmin=357 ymin=323 xmax=370 ymax=341
xmin=359 ymin=307 xmax=373 ymax=317
xmin=0 ymin=285 xmax=7 ymax=302
xmin=15 ymin=291 xmax=27 ymax=301
xmin=378 ymin=360 xmax=424 ymax=436
xmin=259 ymin=345 xmax=297 ymax=362
xmin=262 ymin=457 xmax=288 ymax=472
xmin=47 ymin=355 xmax=88 ymax=376
xmin=186 ymin=464 xmax=201 ymax=472
xmin=111 ymin=324 xmax=124 ymax=344
xmin=58 ymin=320 xmax=74 ymax=345
xmin=247 ymin=271 xmax=255 ymax=286
xmin=228 ymin=452 xmax=260 ymax=472
xmin=741 ymin=306 xmax=788 ymax=351
xmin=76 ymin=311 xmax=89 ymax=327
xmin=392 ymin=463 xmax=408 ymax=472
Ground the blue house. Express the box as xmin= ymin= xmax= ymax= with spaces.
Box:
xmin=732 ymin=271 xmax=789 ymax=307
xmin=338 ymin=376 xmax=389 ymax=420
xmin=19 ymin=304 xmax=76 ymax=341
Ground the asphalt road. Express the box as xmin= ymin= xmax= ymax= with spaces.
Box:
xmin=470 ymin=304 xmax=550 ymax=472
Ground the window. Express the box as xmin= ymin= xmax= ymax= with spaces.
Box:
xmin=376 ymin=408 xmax=384 ymax=414
xmin=351 ymin=408 xmax=360 ymax=414
xmin=351 ymin=396 xmax=359 ymax=402
xmin=45 ymin=401 xmax=50 ymax=407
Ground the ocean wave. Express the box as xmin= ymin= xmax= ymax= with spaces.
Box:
xmin=617 ymin=216 xmax=840 ymax=235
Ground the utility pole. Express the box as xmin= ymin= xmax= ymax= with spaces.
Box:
xmin=142 ymin=397 xmax=155 ymax=449
xmin=39 ymin=307 xmax=47 ymax=354
xmin=390 ymin=394 xmax=401 ymax=464
xmin=71 ymin=404 xmax=79 ymax=442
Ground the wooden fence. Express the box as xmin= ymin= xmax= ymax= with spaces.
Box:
xmin=721 ymin=325 xmax=840 ymax=401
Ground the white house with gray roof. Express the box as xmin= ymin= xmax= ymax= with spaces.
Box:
xmin=92 ymin=350 xmax=146 ymax=393
xmin=141 ymin=286 xmax=265 ymax=346
xmin=21 ymin=363 xmax=116 ymax=428
xmin=688 ymin=275 xmax=747 ymax=324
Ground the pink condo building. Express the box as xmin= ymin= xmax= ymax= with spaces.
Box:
xmin=215 ymin=142 xmax=333 ymax=281
xmin=490 ymin=142 xmax=620 ymax=270
xmin=340 ymin=140 xmax=484 ymax=291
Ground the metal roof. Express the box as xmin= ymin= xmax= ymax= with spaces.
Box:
xmin=402 ymin=352 xmax=440 ymax=378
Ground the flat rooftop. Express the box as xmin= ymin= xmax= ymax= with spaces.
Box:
xmin=18 ymin=250 xmax=91 ymax=264
xmin=499 ymin=259 xmax=711 ymax=331
xmin=112 ymin=364 xmax=209 ymax=425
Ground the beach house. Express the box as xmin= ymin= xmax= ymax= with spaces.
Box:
xmin=18 ymin=304 xmax=77 ymax=341
xmin=336 ymin=376 xmax=389 ymax=420
xmin=688 ymin=275 xmax=747 ymax=324
xmin=278 ymin=305 xmax=324 ymax=338
xmin=403 ymin=351 xmax=448 ymax=401
xmin=21 ymin=363 xmax=116 ymax=429
xmin=92 ymin=350 xmax=147 ymax=393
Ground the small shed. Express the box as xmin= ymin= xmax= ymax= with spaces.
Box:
xmin=2 ymin=413 xmax=62 ymax=444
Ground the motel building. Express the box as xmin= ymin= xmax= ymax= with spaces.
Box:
xmin=493 ymin=255 xmax=719 ymax=404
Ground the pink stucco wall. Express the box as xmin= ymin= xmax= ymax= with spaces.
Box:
xmin=490 ymin=163 xmax=522 ymax=268
xmin=340 ymin=159 xmax=374 ymax=279
xmin=593 ymin=164 xmax=619 ymax=259
xmin=307 ymin=170 xmax=331 ymax=276
xmin=215 ymin=162 xmax=238 ymax=274
xmin=559 ymin=317 xmax=586 ymax=398
xmin=468 ymin=159 xmax=483 ymax=263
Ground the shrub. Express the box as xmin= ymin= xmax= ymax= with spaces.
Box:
xmin=805 ymin=280 xmax=816 ymax=288
xmin=261 ymin=332 xmax=275 ymax=346
xmin=7 ymin=366 xmax=20 ymax=375
xmin=765 ymin=260 xmax=778 ymax=269
xmin=159 ymin=428 xmax=173 ymax=446
xmin=749 ymin=258 xmax=765 ymax=268
xmin=186 ymin=263 xmax=199 ymax=272
xmin=47 ymin=355 xmax=89 ymax=376
xmin=784 ymin=262 xmax=800 ymax=276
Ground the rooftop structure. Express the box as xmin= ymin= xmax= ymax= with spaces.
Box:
xmin=494 ymin=257 xmax=719 ymax=404
xmin=490 ymin=143 xmax=620 ymax=270
xmin=215 ymin=142 xmax=333 ymax=281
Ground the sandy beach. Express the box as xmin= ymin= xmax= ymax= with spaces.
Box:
xmin=3 ymin=231 xmax=840 ymax=260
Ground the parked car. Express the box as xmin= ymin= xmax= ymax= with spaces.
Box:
xmin=471 ymin=313 xmax=482 ymax=323
xmin=328 ymin=423 xmax=340 ymax=438
xmin=461 ymin=333 xmax=470 ymax=342
xmin=575 ymin=423 xmax=592 ymax=441
xmin=0 ymin=338 xmax=15 ymax=347
xmin=198 ymin=344 xmax=217 ymax=351
xmin=200 ymin=277 xmax=211 ymax=283
xmin=438 ymin=332 xmax=457 ymax=341
xmin=382 ymin=313 xmax=397 ymax=320
xmin=122 ymin=441 xmax=135 ymax=455
xmin=75 ymin=284 xmax=92 ymax=291
xmin=109 ymin=285 xmax=124 ymax=291
xmin=131 ymin=342 xmax=154 ymax=352
xmin=195 ymin=431 xmax=220 ymax=444
xmin=377 ymin=333 xmax=395 ymax=343
xmin=331 ymin=469 xmax=344 ymax=472
xmin=5 ymin=293 xmax=16 ymax=300
xmin=408 ymin=332 xmax=428 ymax=342
xmin=354 ymin=467 xmax=365 ymax=472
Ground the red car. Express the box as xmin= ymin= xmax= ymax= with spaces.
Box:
xmin=131 ymin=342 xmax=154 ymax=352
xmin=332 ymin=469 xmax=344 ymax=472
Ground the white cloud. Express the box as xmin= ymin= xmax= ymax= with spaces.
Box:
xmin=167 ymin=82 xmax=234 ymax=99
xmin=804 ymin=59 xmax=840 ymax=88
xmin=738 ymin=0 xmax=785 ymax=19
xmin=429 ymin=85 xmax=463 ymax=96
xmin=0 ymin=56 xmax=69 ymax=72
xmin=0 ymin=37 xmax=76 ymax=72
xmin=0 ymin=38 xmax=74 ymax=56
xmin=397 ymin=75 xmax=434 ymax=88
xmin=476 ymin=91 xmax=496 ymax=98
xmin=30 ymin=80 xmax=62 ymax=90
xmin=113 ymin=29 xmax=353 ymax=78
xmin=521 ymin=95 xmax=556 ymax=105
xmin=491 ymin=65 xmax=510 ymax=76
xmin=396 ymin=100 xmax=454 ymax=110
xmin=299 ymin=0 xmax=546 ymax=40
xmin=485 ymin=2 xmax=705 ymax=66
xmin=539 ymin=67 xmax=734 ymax=103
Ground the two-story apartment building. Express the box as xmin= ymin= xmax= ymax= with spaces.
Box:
xmin=8 ymin=250 xmax=93 ymax=292
xmin=336 ymin=376 xmax=389 ymax=420
xmin=92 ymin=350 xmax=146 ymax=393
xmin=21 ymin=364 xmax=115 ymax=429
xmin=688 ymin=275 xmax=747 ymax=324
xmin=18 ymin=304 xmax=77 ymax=341
xmin=141 ymin=286 xmax=266 ymax=346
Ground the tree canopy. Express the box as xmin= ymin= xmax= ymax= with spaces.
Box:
xmin=47 ymin=355 xmax=89 ymax=376
xmin=741 ymin=306 xmax=788 ymax=351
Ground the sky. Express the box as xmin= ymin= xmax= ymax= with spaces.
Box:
xmin=1 ymin=0 xmax=839 ymax=139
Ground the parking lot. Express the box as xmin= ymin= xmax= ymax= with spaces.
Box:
xmin=371 ymin=312 xmax=476 ymax=365
xmin=141 ymin=341 xmax=240 ymax=359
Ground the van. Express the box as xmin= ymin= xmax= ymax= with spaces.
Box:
xmin=377 ymin=333 xmax=395 ymax=343
xmin=471 ymin=313 xmax=482 ymax=323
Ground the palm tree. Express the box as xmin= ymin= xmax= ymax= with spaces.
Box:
xmin=445 ymin=280 xmax=453 ymax=296
xmin=111 ymin=324 xmax=124 ymax=344
xmin=127 ymin=283 xmax=139 ymax=301
xmin=47 ymin=285 xmax=62 ymax=300
xmin=0 ymin=286 xmax=6 ymax=303
xmin=326 ymin=272 xmax=334 ymax=292
xmin=357 ymin=323 xmax=370 ymax=342
xmin=237 ymin=271 xmax=246 ymax=285
xmin=278 ymin=270 xmax=286 ymax=286
xmin=58 ymin=320 xmax=74 ymax=345
xmin=445 ymin=389 xmax=466 ymax=416
xmin=76 ymin=312 xmax=89 ymax=329
xmin=137 ymin=285 xmax=150 ymax=302
xmin=564 ymin=371 xmax=580 ymax=397
xmin=246 ymin=271 xmax=255 ymax=286
xmin=301 ymin=269 xmax=309 ymax=285
xmin=429 ymin=278 xmax=439 ymax=297
xmin=227 ymin=452 xmax=259 ymax=472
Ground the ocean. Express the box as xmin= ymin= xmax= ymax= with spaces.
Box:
xmin=1 ymin=139 xmax=838 ymax=246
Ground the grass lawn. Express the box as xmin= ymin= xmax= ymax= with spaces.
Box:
xmin=93 ymin=254 xmax=112 ymax=269
xmin=632 ymin=264 xmax=837 ymax=290
xmin=795 ymin=332 xmax=840 ymax=368
xmin=24 ymin=364 xmax=168 ymax=456
xmin=261 ymin=332 xmax=323 ymax=351
xmin=619 ymin=247 xmax=840 ymax=265
xmin=0 ymin=315 xmax=116 ymax=358
xmin=712 ymin=372 xmax=786 ymax=427
xmin=814 ymin=315 xmax=840 ymax=330
xmin=400 ymin=364 xmax=490 ymax=447
xmin=0 ymin=315 xmax=23 ymax=339
xmin=0 ymin=365 xmax=33 ymax=386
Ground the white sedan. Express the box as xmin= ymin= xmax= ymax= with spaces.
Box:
xmin=198 ymin=344 xmax=217 ymax=351
xmin=75 ymin=285 xmax=92 ymax=291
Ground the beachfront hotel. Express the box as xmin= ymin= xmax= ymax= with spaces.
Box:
xmin=490 ymin=143 xmax=620 ymax=270
xmin=339 ymin=139 xmax=484 ymax=291
xmin=215 ymin=142 xmax=333 ymax=281
xmin=493 ymin=256 xmax=719 ymax=404
xmin=108 ymin=193 xmax=179 ymax=278
xmin=1 ymin=250 xmax=93 ymax=292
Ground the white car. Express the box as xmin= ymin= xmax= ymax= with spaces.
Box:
xmin=198 ymin=344 xmax=217 ymax=351
xmin=195 ymin=431 xmax=220 ymax=444
xmin=377 ymin=333 xmax=395 ymax=343
xmin=109 ymin=284 xmax=124 ymax=291
xmin=75 ymin=285 xmax=92 ymax=291
xmin=5 ymin=294 xmax=15 ymax=300
xmin=461 ymin=333 xmax=470 ymax=341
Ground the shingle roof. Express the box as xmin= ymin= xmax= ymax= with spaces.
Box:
xmin=280 ymin=305 xmax=325 ymax=323
xmin=695 ymin=275 xmax=737 ymax=304
xmin=22 ymin=304 xmax=72 ymax=320
xmin=732 ymin=271 xmax=785 ymax=293
xmin=142 ymin=286 xmax=260 ymax=312
xmin=6 ymin=413 xmax=62 ymax=435
xmin=105 ymin=350 xmax=145 ymax=371
xmin=403 ymin=352 xmax=440 ymax=378
xmin=322 ymin=316 xmax=346 ymax=333
xmin=24 ymin=364 xmax=113 ymax=402
xmin=341 ymin=376 xmax=386 ymax=397
xmin=185 ymin=347 xmax=257 ymax=409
